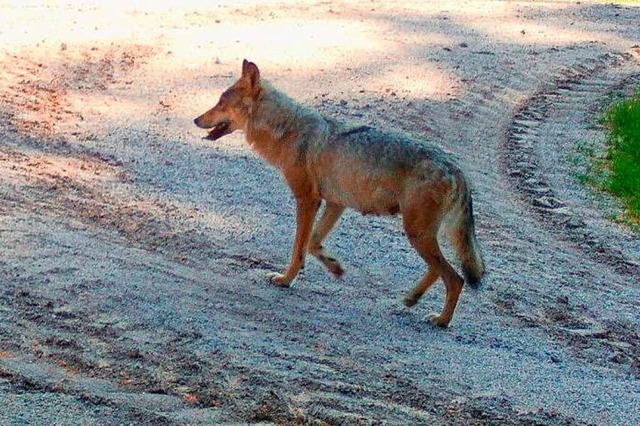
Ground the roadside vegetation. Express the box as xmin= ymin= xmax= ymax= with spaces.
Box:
xmin=574 ymin=89 xmax=640 ymax=232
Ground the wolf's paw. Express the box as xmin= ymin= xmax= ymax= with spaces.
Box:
xmin=427 ymin=313 xmax=450 ymax=328
xmin=314 ymin=253 xmax=344 ymax=278
xmin=267 ymin=272 xmax=292 ymax=288
xmin=403 ymin=295 xmax=418 ymax=308
xmin=327 ymin=260 xmax=345 ymax=278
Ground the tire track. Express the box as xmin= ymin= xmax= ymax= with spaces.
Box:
xmin=500 ymin=52 xmax=640 ymax=378
xmin=505 ymin=52 xmax=640 ymax=278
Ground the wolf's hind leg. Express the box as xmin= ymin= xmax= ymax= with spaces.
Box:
xmin=407 ymin=234 xmax=463 ymax=327
xmin=402 ymin=197 xmax=464 ymax=328
xmin=309 ymin=201 xmax=345 ymax=278
xmin=404 ymin=269 xmax=438 ymax=307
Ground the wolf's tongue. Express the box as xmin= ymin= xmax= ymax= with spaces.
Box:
xmin=204 ymin=121 xmax=231 ymax=141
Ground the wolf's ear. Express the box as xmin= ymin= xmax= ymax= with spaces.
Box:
xmin=241 ymin=59 xmax=260 ymax=88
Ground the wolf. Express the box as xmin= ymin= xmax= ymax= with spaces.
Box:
xmin=194 ymin=60 xmax=485 ymax=327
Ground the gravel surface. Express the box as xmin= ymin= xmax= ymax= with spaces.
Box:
xmin=0 ymin=1 xmax=639 ymax=424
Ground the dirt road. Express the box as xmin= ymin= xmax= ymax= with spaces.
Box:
xmin=0 ymin=1 xmax=638 ymax=424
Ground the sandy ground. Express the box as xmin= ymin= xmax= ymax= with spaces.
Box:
xmin=0 ymin=1 xmax=639 ymax=424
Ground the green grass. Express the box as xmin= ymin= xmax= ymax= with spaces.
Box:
xmin=571 ymin=89 xmax=640 ymax=231
xmin=602 ymin=89 xmax=640 ymax=227
xmin=592 ymin=88 xmax=640 ymax=231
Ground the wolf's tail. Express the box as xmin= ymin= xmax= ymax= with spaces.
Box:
xmin=449 ymin=175 xmax=485 ymax=288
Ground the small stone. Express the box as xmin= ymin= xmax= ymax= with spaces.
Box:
xmin=607 ymin=341 xmax=632 ymax=351
xmin=533 ymin=196 xmax=564 ymax=209
xmin=126 ymin=349 xmax=142 ymax=359
xmin=530 ymin=186 xmax=552 ymax=194
xmin=551 ymin=207 xmax=571 ymax=216
xmin=561 ymin=216 xmax=585 ymax=229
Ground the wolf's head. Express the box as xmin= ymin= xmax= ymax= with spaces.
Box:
xmin=194 ymin=59 xmax=261 ymax=140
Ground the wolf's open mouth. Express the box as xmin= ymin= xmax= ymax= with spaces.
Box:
xmin=204 ymin=121 xmax=232 ymax=141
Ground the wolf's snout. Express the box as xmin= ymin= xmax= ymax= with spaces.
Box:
xmin=194 ymin=116 xmax=213 ymax=129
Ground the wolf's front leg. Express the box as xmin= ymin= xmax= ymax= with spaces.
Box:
xmin=268 ymin=198 xmax=320 ymax=287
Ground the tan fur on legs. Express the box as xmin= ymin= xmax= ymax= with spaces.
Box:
xmin=268 ymin=198 xmax=320 ymax=287
xmin=407 ymin=234 xmax=464 ymax=328
xmin=404 ymin=269 xmax=438 ymax=307
xmin=402 ymin=194 xmax=464 ymax=328
xmin=431 ymin=274 xmax=464 ymax=327
xmin=309 ymin=201 xmax=345 ymax=277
